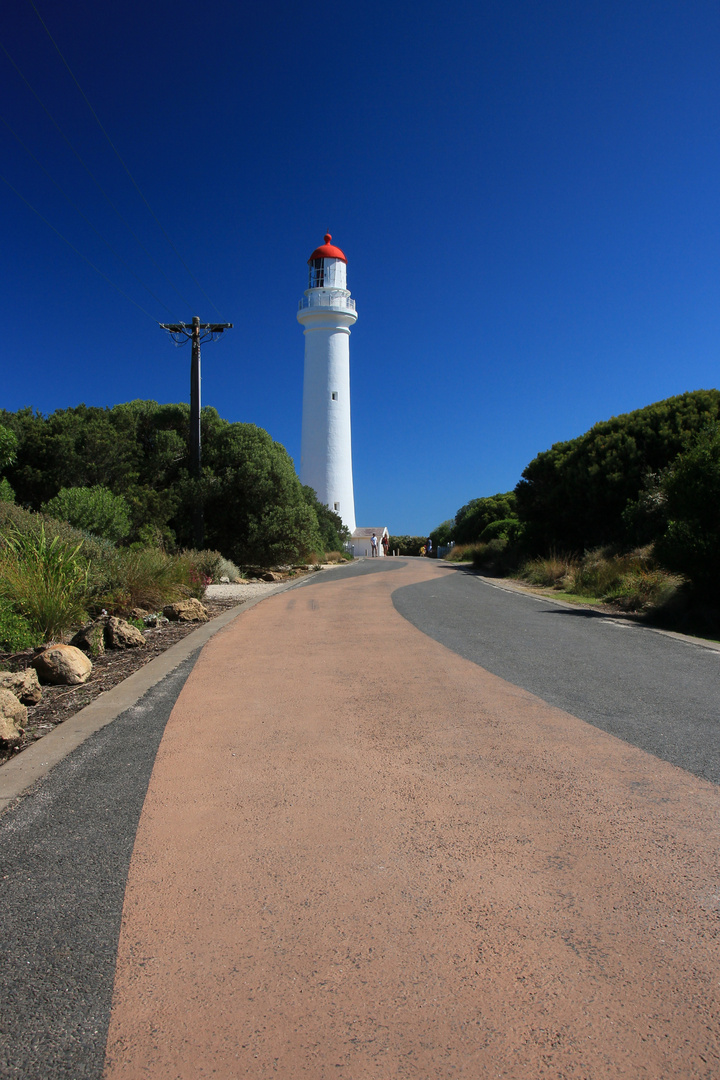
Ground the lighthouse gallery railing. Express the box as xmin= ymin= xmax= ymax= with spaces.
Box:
xmin=298 ymin=293 xmax=356 ymax=312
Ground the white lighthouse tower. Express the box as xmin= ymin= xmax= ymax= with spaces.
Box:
xmin=298 ymin=233 xmax=357 ymax=533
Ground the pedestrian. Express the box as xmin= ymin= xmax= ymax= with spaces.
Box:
xmin=426 ymin=537 xmax=433 ymax=557
xmin=371 ymin=533 xmax=378 ymax=557
xmin=381 ymin=533 xmax=389 ymax=556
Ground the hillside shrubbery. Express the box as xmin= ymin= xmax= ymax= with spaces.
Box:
xmin=432 ymin=390 xmax=720 ymax=615
xmin=0 ymin=502 xmax=233 ymax=649
xmin=515 ymin=390 xmax=720 ymax=553
xmin=0 ymin=402 xmax=347 ymax=565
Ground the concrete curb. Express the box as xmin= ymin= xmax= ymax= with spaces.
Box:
xmin=0 ymin=581 xmax=301 ymax=814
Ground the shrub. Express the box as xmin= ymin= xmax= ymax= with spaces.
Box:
xmin=389 ymin=536 xmax=427 ymax=557
xmin=655 ymin=424 xmax=720 ymax=598
xmin=325 ymin=550 xmax=345 ymax=563
xmin=90 ymin=547 xmax=205 ymax=613
xmin=42 ymin=485 xmax=131 ymax=543
xmin=216 ymin=556 xmax=243 ymax=580
xmin=0 ymin=599 xmax=40 ymax=651
xmin=185 ymin=549 xmax=225 ymax=583
xmin=520 ymin=552 xmax=578 ymax=589
xmin=478 ymin=517 xmax=521 ymax=543
xmin=454 ymin=493 xmax=517 ymax=545
xmin=443 ymin=543 xmax=480 ymax=562
xmin=0 ymin=478 xmax=14 ymax=503
xmin=0 ymin=525 xmax=88 ymax=642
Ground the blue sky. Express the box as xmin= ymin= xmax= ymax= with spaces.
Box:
xmin=2 ymin=0 xmax=719 ymax=535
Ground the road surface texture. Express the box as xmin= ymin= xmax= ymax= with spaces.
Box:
xmin=2 ymin=558 xmax=719 ymax=1079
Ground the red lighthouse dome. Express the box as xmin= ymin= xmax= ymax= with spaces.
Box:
xmin=308 ymin=233 xmax=347 ymax=264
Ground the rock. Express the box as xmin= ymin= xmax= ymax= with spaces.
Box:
xmin=162 ymin=598 xmax=209 ymax=623
xmin=32 ymin=644 xmax=92 ymax=686
xmin=0 ymin=688 xmax=27 ymax=743
xmin=219 ymin=575 xmax=230 ymax=583
xmin=105 ymin=616 xmax=146 ymax=649
xmin=261 ymin=571 xmax=281 ymax=582
xmin=70 ymin=620 xmax=107 ymax=657
xmin=130 ymin=607 xmax=150 ymax=618
xmin=0 ymin=668 xmax=43 ymax=705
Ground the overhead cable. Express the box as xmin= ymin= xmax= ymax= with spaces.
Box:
xmin=1 ymin=116 xmax=180 ymax=320
xmin=26 ymin=0 xmax=225 ymax=320
xmin=0 ymin=37 xmax=196 ymax=314
xmin=1 ymin=174 xmax=160 ymax=324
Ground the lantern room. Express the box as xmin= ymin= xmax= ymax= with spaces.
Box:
xmin=307 ymin=233 xmax=348 ymax=290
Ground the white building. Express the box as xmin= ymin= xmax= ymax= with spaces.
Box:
xmin=298 ymin=234 xmax=357 ymax=534
xmin=350 ymin=526 xmax=390 ymax=557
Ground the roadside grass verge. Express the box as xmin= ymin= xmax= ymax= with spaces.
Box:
xmin=518 ymin=547 xmax=685 ymax=613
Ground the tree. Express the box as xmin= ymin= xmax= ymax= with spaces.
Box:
xmin=655 ymin=424 xmax=720 ymax=597
xmin=42 ymin=486 xmax=132 ymax=543
xmin=429 ymin=519 xmax=454 ymax=548
xmin=0 ymin=424 xmax=17 ymax=472
xmin=453 ymin=492 xmax=517 ymax=545
xmin=515 ymin=390 xmax=720 ymax=553
xmin=201 ymin=422 xmax=323 ymax=565
xmin=302 ymin=486 xmax=349 ymax=552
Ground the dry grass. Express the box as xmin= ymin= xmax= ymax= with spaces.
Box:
xmin=519 ymin=547 xmax=685 ymax=612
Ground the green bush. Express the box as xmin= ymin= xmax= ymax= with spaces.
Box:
xmin=42 ymin=485 xmax=131 ymax=543
xmin=0 ymin=599 xmax=40 ymax=651
xmin=453 ymin=493 xmax=517 ymax=545
xmin=0 ymin=524 xmax=88 ymax=642
xmin=429 ymin=520 xmax=454 ymax=549
xmin=478 ymin=517 xmax=521 ymax=543
xmin=655 ymin=424 xmax=720 ymax=598
xmin=443 ymin=543 xmax=480 ymax=562
xmin=516 ymin=389 xmax=720 ymax=552
xmin=519 ymin=546 xmax=683 ymax=612
xmin=0 ymin=478 xmax=14 ymax=503
xmin=91 ymin=547 xmax=204 ymax=613
xmin=388 ymin=536 xmax=427 ymax=556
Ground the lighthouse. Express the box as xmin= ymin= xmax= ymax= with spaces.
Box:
xmin=298 ymin=233 xmax=358 ymax=534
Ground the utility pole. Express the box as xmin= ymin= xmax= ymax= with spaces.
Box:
xmin=159 ymin=316 xmax=233 ymax=548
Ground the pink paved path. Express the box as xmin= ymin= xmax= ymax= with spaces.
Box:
xmin=103 ymin=559 xmax=720 ymax=1079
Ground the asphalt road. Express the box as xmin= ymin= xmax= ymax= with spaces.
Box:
xmin=393 ymin=563 xmax=720 ymax=783
xmin=1 ymin=558 xmax=719 ymax=1079
xmin=0 ymin=651 xmax=200 ymax=1080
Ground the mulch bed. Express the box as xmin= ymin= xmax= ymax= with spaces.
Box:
xmin=0 ymin=597 xmax=242 ymax=766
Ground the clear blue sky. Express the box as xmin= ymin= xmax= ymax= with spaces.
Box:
xmin=2 ymin=0 xmax=719 ymax=535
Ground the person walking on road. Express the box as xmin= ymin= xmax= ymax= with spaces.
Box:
xmin=371 ymin=533 xmax=378 ymax=557
xmin=382 ymin=533 xmax=389 ymax=557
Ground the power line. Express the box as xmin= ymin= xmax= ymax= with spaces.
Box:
xmin=1 ymin=115 xmax=180 ymax=320
xmin=0 ymin=37 xmax=196 ymax=313
xmin=26 ymin=0 xmax=225 ymax=320
xmin=1 ymin=173 xmax=160 ymax=324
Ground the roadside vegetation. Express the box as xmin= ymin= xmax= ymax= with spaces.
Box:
xmin=429 ymin=390 xmax=720 ymax=635
xmin=0 ymin=402 xmax=352 ymax=651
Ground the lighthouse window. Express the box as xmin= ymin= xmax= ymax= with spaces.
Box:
xmin=334 ymin=502 xmax=340 ymax=511
xmin=309 ymin=258 xmax=324 ymax=288
xmin=331 ymin=391 xmax=338 ymax=400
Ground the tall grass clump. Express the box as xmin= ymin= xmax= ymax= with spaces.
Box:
xmin=520 ymin=552 xmax=577 ymax=589
xmin=519 ymin=546 xmax=684 ymax=612
xmin=0 ymin=525 xmax=89 ymax=643
xmin=90 ymin=547 xmax=210 ymax=613
xmin=443 ymin=543 xmax=483 ymax=563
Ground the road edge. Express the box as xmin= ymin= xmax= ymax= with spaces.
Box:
xmin=0 ymin=581 xmax=303 ymax=814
